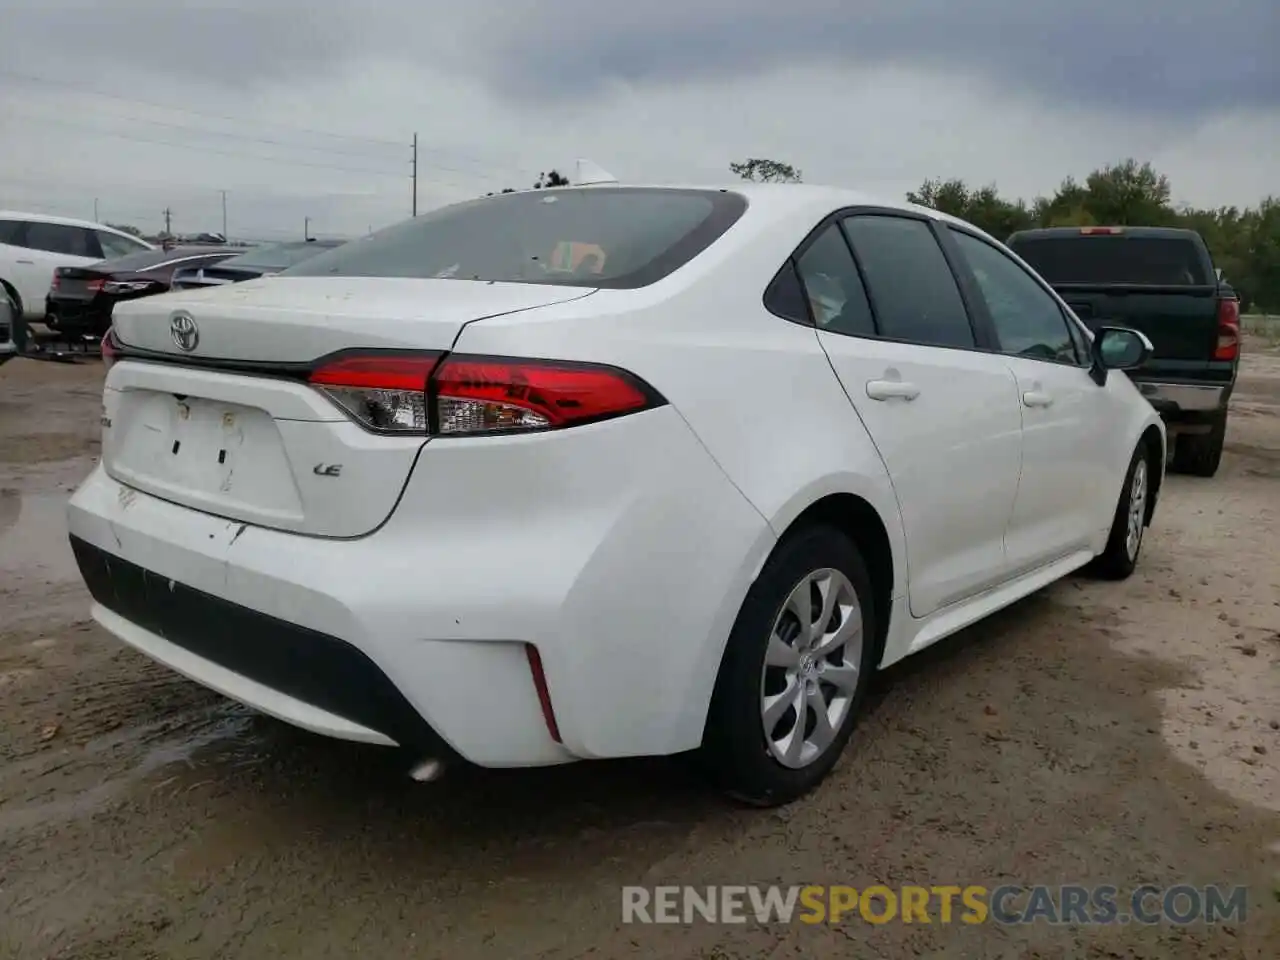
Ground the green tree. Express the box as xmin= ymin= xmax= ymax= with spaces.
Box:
xmin=906 ymin=179 xmax=1034 ymax=238
xmin=905 ymin=159 xmax=1280 ymax=312
xmin=729 ymin=158 xmax=802 ymax=183
xmin=1081 ymin=159 xmax=1174 ymax=226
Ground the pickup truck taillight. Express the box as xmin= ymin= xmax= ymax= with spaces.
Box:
xmin=1214 ymin=298 xmax=1240 ymax=361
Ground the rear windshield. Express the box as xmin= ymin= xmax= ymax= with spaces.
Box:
xmin=1009 ymin=236 xmax=1209 ymax=285
xmin=282 ymin=188 xmax=748 ymax=289
xmin=224 ymin=240 xmax=343 ymax=271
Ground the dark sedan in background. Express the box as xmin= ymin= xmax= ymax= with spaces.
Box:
xmin=168 ymin=238 xmax=344 ymax=290
xmin=46 ymin=246 xmax=245 ymax=339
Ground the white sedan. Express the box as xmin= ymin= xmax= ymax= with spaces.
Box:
xmin=67 ymin=184 xmax=1164 ymax=806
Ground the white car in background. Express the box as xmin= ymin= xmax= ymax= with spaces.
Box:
xmin=0 ymin=285 xmax=16 ymax=365
xmin=0 ymin=211 xmax=153 ymax=322
xmin=67 ymin=184 xmax=1164 ymax=806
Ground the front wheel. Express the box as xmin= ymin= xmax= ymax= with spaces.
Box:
xmin=1089 ymin=443 xmax=1153 ymax=581
xmin=700 ymin=525 xmax=877 ymax=807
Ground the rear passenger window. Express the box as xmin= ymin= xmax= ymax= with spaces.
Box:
xmin=841 ymin=215 xmax=975 ymax=349
xmin=763 ymin=260 xmax=810 ymax=324
xmin=24 ymin=222 xmax=96 ymax=257
xmin=0 ymin=220 xmax=23 ymax=245
xmin=793 ymin=224 xmax=875 ymax=337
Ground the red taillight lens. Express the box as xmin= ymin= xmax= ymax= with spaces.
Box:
xmin=1214 ymin=298 xmax=1240 ymax=361
xmin=430 ymin=354 xmax=659 ymax=435
xmin=101 ymin=327 xmax=119 ymax=372
xmin=1079 ymin=226 xmax=1123 ymax=235
xmin=49 ymin=274 xmax=60 ymax=293
xmin=308 ymin=352 xmax=442 ymax=433
xmin=307 ymin=351 xmax=664 ymax=436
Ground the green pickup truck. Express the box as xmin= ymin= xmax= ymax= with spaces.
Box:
xmin=1007 ymin=226 xmax=1240 ymax=477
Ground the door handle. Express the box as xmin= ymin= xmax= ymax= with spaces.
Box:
xmin=1022 ymin=390 xmax=1054 ymax=408
xmin=16 ymin=259 xmax=34 ymax=265
xmin=866 ymin=379 xmax=920 ymax=401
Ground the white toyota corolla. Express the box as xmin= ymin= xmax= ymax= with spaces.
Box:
xmin=67 ymin=184 xmax=1164 ymax=805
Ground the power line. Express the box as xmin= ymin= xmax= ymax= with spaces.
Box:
xmin=4 ymin=108 xmax=525 ymax=189
xmin=3 ymin=112 xmax=437 ymax=180
xmin=0 ymin=67 xmax=541 ymax=176
xmin=0 ymin=67 xmax=406 ymax=148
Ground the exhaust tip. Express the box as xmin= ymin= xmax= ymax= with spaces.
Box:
xmin=409 ymin=758 xmax=445 ymax=782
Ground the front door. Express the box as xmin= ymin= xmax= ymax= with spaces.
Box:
xmin=944 ymin=227 xmax=1114 ymax=574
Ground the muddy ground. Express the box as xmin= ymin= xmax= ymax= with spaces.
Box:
xmin=1 ymin=342 xmax=1278 ymax=960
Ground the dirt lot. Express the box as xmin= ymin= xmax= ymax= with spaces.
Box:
xmin=1 ymin=343 xmax=1278 ymax=960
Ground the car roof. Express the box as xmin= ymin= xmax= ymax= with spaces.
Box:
xmin=506 ymin=182 xmax=979 ymax=233
xmin=0 ymin=209 xmax=131 ymax=233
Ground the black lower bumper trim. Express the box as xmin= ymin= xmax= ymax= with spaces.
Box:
xmin=69 ymin=535 xmax=454 ymax=756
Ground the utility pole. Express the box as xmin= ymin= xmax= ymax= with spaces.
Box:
xmin=93 ymin=198 xmax=99 ymax=222
xmin=220 ymin=190 xmax=228 ymax=240
xmin=162 ymin=207 xmax=172 ymax=235
xmin=411 ymin=132 xmax=418 ymax=216
xmin=304 ymin=216 xmax=311 ymax=240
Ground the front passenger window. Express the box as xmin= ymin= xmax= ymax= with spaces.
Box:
xmin=950 ymin=230 xmax=1080 ymax=364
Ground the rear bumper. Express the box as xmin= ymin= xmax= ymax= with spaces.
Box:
xmin=1133 ymin=380 xmax=1230 ymax=420
xmin=71 ymin=535 xmax=453 ymax=754
xmin=66 ymin=406 xmax=772 ymax=766
xmin=45 ymin=298 xmax=112 ymax=337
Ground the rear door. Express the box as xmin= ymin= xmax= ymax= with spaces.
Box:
xmin=945 ymin=228 xmax=1116 ymax=572
xmin=805 ymin=212 xmax=1024 ymax=619
xmin=6 ymin=221 xmax=102 ymax=316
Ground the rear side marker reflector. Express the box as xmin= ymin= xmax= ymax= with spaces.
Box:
xmin=525 ymin=644 xmax=562 ymax=743
xmin=307 ymin=350 xmax=664 ymax=436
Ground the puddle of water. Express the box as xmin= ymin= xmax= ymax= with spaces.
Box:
xmin=0 ymin=491 xmax=78 ymax=584
xmin=0 ymin=706 xmax=259 ymax=835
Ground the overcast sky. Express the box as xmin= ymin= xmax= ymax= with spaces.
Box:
xmin=1 ymin=0 xmax=1276 ymax=240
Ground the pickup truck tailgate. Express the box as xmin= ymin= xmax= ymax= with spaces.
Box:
xmin=1056 ymin=284 xmax=1221 ymax=365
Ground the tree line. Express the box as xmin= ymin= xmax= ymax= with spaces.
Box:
xmin=731 ymin=157 xmax=1279 ymax=313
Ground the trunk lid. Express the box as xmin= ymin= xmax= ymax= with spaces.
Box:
xmin=104 ymin=278 xmax=595 ymax=537
xmin=52 ymin=265 xmax=109 ymax=302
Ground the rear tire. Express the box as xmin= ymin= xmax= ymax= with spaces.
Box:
xmin=1090 ymin=443 xmax=1153 ymax=581
xmin=1170 ymin=411 xmax=1226 ymax=477
xmin=700 ymin=525 xmax=877 ymax=807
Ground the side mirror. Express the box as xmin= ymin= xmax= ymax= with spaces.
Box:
xmin=1089 ymin=326 xmax=1152 ymax=384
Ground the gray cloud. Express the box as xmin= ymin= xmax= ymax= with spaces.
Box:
xmin=6 ymin=0 xmax=1276 ymax=115
xmin=478 ymin=0 xmax=1279 ymax=116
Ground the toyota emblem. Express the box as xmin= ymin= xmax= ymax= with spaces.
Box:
xmin=170 ymin=312 xmax=199 ymax=352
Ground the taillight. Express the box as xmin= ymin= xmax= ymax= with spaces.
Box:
xmin=1214 ymin=298 xmax=1240 ymax=361
xmin=49 ymin=274 xmax=60 ymax=293
xmin=101 ymin=328 xmax=119 ymax=372
xmin=86 ymin=278 xmax=106 ymax=293
xmin=430 ymin=354 xmax=659 ymax=435
xmin=1079 ymin=226 xmax=1123 ymax=235
xmin=308 ymin=352 xmax=442 ymax=433
xmin=102 ymin=280 xmax=154 ymax=295
xmin=307 ymin=351 xmax=664 ymax=436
